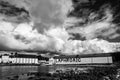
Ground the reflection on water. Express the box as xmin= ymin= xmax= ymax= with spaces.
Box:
xmin=0 ymin=65 xmax=86 ymax=79
xmin=0 ymin=65 xmax=119 ymax=80
xmin=0 ymin=66 xmax=38 ymax=79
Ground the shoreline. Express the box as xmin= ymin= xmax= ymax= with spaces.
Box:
xmin=0 ymin=63 xmax=117 ymax=67
xmin=0 ymin=63 xmax=40 ymax=66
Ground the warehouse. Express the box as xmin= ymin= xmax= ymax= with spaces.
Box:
xmin=49 ymin=52 xmax=120 ymax=65
xmin=0 ymin=52 xmax=39 ymax=64
xmin=10 ymin=53 xmax=38 ymax=64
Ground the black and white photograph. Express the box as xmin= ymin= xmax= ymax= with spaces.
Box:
xmin=0 ymin=0 xmax=120 ymax=80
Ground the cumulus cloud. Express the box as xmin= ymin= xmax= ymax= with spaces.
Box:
xmin=0 ymin=0 xmax=120 ymax=55
xmin=0 ymin=17 xmax=119 ymax=55
xmin=0 ymin=0 xmax=73 ymax=54
xmin=0 ymin=21 xmax=70 ymax=52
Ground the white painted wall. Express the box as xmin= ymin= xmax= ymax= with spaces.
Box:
xmin=55 ymin=57 xmax=113 ymax=64
xmin=108 ymin=57 xmax=113 ymax=63
xmin=92 ymin=57 xmax=108 ymax=63
xmin=2 ymin=56 xmax=9 ymax=63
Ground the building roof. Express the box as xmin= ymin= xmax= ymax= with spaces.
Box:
xmin=13 ymin=54 xmax=38 ymax=58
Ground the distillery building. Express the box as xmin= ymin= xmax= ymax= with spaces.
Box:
xmin=10 ymin=53 xmax=39 ymax=64
xmin=0 ymin=52 xmax=49 ymax=65
xmin=0 ymin=52 xmax=39 ymax=64
xmin=49 ymin=52 xmax=120 ymax=65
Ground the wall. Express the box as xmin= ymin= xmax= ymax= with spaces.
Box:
xmin=54 ymin=56 xmax=113 ymax=64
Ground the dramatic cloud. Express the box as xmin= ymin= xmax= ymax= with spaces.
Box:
xmin=28 ymin=0 xmax=73 ymax=33
xmin=66 ymin=5 xmax=120 ymax=41
xmin=0 ymin=21 xmax=70 ymax=52
xmin=0 ymin=0 xmax=30 ymax=24
xmin=0 ymin=0 xmax=120 ymax=55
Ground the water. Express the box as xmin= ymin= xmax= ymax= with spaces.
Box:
xmin=0 ymin=66 xmax=49 ymax=79
xmin=0 ymin=65 xmax=87 ymax=79
xmin=0 ymin=65 xmax=118 ymax=80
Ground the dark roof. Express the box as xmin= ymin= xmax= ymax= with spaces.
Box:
xmin=13 ymin=54 xmax=37 ymax=58
xmin=38 ymin=55 xmax=49 ymax=60
xmin=54 ymin=52 xmax=120 ymax=59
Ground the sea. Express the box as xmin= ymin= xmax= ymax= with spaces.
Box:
xmin=0 ymin=65 xmax=85 ymax=80
xmin=0 ymin=65 xmax=118 ymax=80
xmin=0 ymin=65 xmax=48 ymax=79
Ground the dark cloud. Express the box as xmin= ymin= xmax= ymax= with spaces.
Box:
xmin=0 ymin=0 xmax=119 ymax=54
xmin=0 ymin=0 xmax=66 ymax=34
xmin=33 ymin=22 xmax=49 ymax=33
xmin=0 ymin=0 xmax=31 ymax=23
xmin=29 ymin=0 xmax=64 ymax=33
xmin=67 ymin=0 xmax=120 ymax=42
xmin=68 ymin=33 xmax=86 ymax=41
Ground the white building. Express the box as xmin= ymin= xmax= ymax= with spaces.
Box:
xmin=48 ymin=58 xmax=55 ymax=65
xmin=1 ymin=54 xmax=10 ymax=63
xmin=0 ymin=53 xmax=39 ymax=64
xmin=10 ymin=54 xmax=38 ymax=64
xmin=50 ymin=52 xmax=120 ymax=65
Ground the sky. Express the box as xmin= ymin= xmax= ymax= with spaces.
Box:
xmin=0 ymin=0 xmax=120 ymax=55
